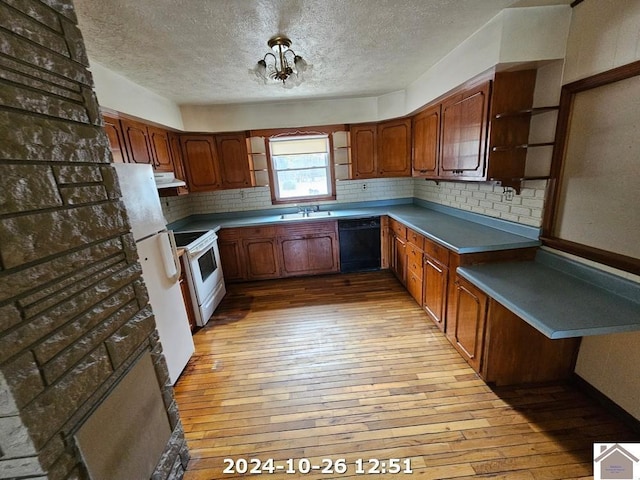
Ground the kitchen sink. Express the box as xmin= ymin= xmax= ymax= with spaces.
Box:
xmin=279 ymin=211 xmax=333 ymax=220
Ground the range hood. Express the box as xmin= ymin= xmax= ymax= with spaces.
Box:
xmin=154 ymin=171 xmax=186 ymax=189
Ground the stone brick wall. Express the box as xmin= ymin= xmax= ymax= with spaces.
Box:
xmin=0 ymin=1 xmax=187 ymax=479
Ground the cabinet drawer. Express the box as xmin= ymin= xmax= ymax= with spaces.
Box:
xmin=407 ymin=243 xmax=424 ymax=276
xmin=277 ymin=221 xmax=336 ymax=237
xmin=424 ymin=238 xmax=449 ymax=266
xmin=407 ymin=228 xmax=424 ymax=249
xmin=407 ymin=270 xmax=423 ymax=305
xmin=389 ymin=218 xmax=407 ymax=239
xmin=243 ymin=226 xmax=277 ymax=238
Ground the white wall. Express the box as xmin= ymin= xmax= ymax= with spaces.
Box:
xmin=90 ymin=61 xmax=184 ymax=130
xmin=404 ymin=6 xmax=570 ymax=115
xmin=180 ymin=96 xmax=378 ymax=132
xmin=561 ymin=0 xmax=640 ymax=421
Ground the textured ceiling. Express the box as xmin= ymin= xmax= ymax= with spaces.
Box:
xmin=73 ymin=0 xmax=571 ymax=106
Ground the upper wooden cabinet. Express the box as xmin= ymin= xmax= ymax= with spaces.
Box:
xmin=378 ymin=118 xmax=412 ymax=177
xmin=411 ymin=69 xmax=538 ymax=189
xmin=351 ymin=119 xmax=411 ymax=179
xmin=179 ymin=133 xmax=251 ymax=192
xmin=485 ymin=70 xmax=538 ymax=182
xmin=412 ymin=104 xmax=440 ymax=178
xmin=179 ymin=135 xmax=222 ymax=192
xmin=103 ymin=113 xmax=129 ymax=164
xmin=168 ymin=132 xmax=189 ymax=195
xmin=147 ymin=126 xmax=174 ymax=172
xmin=103 ymin=114 xmax=182 ymax=175
xmin=120 ymin=118 xmax=155 ymax=166
xmin=214 ymin=133 xmax=251 ymax=189
xmin=439 ymin=81 xmax=491 ymax=180
xmin=351 ymin=124 xmax=377 ymax=179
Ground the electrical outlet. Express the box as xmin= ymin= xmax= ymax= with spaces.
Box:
xmin=503 ymin=187 xmax=514 ymax=201
xmin=362 ymin=183 xmax=367 ymax=190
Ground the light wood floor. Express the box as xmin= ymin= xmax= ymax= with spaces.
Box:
xmin=174 ymin=271 xmax=636 ymax=479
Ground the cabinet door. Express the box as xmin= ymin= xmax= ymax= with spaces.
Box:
xmin=168 ymin=133 xmax=189 ymax=194
xmin=392 ymin=234 xmax=407 ymax=285
xmin=243 ymin=238 xmax=279 ymax=279
xmin=406 ymin=241 xmax=423 ymax=305
xmin=148 ymin=127 xmax=174 ymax=172
xmin=217 ymin=231 xmax=245 ymax=282
xmin=102 ymin=114 xmax=129 ymax=163
xmin=380 ymin=217 xmax=391 ymax=269
xmin=412 ymin=104 xmax=440 ymax=177
xmin=423 ymin=256 xmax=448 ymax=331
xmin=407 ymin=270 xmax=423 ymax=305
xmin=215 ymin=133 xmax=251 ymax=189
xmin=440 ymin=82 xmax=490 ymax=179
xmin=377 ymin=118 xmax=411 ymax=177
xmin=450 ymin=276 xmax=488 ymax=373
xmin=350 ymin=124 xmax=377 ymax=179
xmin=179 ymin=135 xmax=221 ymax=192
xmin=280 ymin=233 xmax=339 ymax=276
xmin=179 ymin=256 xmax=196 ymax=332
xmin=121 ymin=119 xmax=154 ymax=165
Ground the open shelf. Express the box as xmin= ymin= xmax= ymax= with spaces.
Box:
xmin=491 ymin=142 xmax=555 ymax=152
xmin=494 ymin=106 xmax=559 ymax=119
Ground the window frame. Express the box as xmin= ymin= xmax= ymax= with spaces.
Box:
xmin=265 ymin=129 xmax=337 ymax=204
xmin=541 ymin=60 xmax=640 ymax=275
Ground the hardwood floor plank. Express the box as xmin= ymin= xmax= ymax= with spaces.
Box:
xmin=173 ymin=271 xmax=636 ymax=480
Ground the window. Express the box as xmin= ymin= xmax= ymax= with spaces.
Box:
xmin=268 ymin=135 xmax=335 ymax=203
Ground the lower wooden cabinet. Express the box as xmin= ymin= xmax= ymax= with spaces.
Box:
xmin=422 ymin=238 xmax=449 ymax=331
xmin=389 ymin=218 xmax=408 ymax=284
xmin=482 ymin=301 xmax=581 ymax=385
xmin=380 ymin=217 xmax=391 ymax=269
xmin=406 ymin=230 xmax=424 ymax=305
xmin=448 ymin=276 xmax=488 ymax=372
xmin=279 ymin=230 xmax=339 ymax=276
xmin=217 ymin=226 xmax=279 ymax=281
xmin=243 ymin=237 xmax=279 ymax=280
xmin=391 ymin=235 xmax=407 ymax=285
xmin=217 ymin=221 xmax=339 ymax=282
xmin=406 ymin=270 xmax=423 ymax=305
xmin=449 ymin=274 xmax=580 ymax=385
xmin=217 ymin=229 xmax=245 ymax=282
xmin=178 ymin=254 xmax=196 ymax=332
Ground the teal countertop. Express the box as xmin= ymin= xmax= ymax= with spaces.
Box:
xmin=457 ymin=250 xmax=640 ymax=339
xmin=175 ymin=200 xmax=540 ymax=254
xmin=173 ymin=200 xmax=640 ymax=339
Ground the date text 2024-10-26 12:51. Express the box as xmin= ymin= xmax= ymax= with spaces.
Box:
xmin=222 ymin=458 xmax=414 ymax=475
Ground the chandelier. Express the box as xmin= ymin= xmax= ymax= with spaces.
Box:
xmin=251 ymin=36 xmax=311 ymax=87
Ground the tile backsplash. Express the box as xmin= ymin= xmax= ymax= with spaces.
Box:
xmin=413 ymin=179 xmax=547 ymax=227
xmin=161 ymin=178 xmax=547 ymax=228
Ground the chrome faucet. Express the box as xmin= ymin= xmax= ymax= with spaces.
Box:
xmin=297 ymin=204 xmax=319 ymax=217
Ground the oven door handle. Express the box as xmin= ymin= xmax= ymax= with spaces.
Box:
xmin=187 ymin=243 xmax=213 ymax=260
xmin=166 ymin=230 xmax=182 ymax=283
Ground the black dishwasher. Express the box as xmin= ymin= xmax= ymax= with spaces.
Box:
xmin=338 ymin=217 xmax=381 ymax=273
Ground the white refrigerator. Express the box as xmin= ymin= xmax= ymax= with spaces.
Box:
xmin=113 ymin=163 xmax=195 ymax=385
